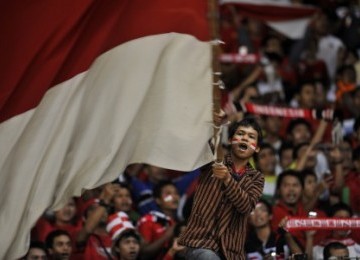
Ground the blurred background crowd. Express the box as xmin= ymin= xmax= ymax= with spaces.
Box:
xmin=23 ymin=0 xmax=360 ymax=259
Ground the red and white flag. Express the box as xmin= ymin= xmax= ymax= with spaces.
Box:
xmin=0 ymin=0 xmax=213 ymax=258
xmin=220 ymin=0 xmax=319 ymax=39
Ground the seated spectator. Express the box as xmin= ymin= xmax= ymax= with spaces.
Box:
xmin=262 ymin=115 xmax=283 ymax=152
xmin=245 ymin=199 xmax=277 ymax=259
xmin=278 ymin=141 xmax=294 ymax=174
xmin=286 ymin=119 xmax=330 ymax=179
xmin=22 ymin=241 xmax=48 ymax=260
xmin=107 ymin=212 xmax=141 ymax=260
xmin=137 ymin=180 xmax=179 ymax=260
xmin=290 ymin=80 xmax=317 ymax=110
xmin=45 ymin=230 xmax=72 ymax=260
xmin=300 ymin=169 xmax=330 ymax=217
xmin=74 ymin=183 xmax=115 ymax=259
xmin=253 ymin=142 xmax=279 ymax=204
xmin=323 ymin=241 xmax=349 ymax=260
xmin=112 ymin=181 xmax=140 ymax=225
xmin=32 ymin=197 xmax=81 ymax=244
xmin=271 ymin=170 xmax=307 ymax=250
xmin=312 ymin=202 xmax=360 ymax=259
xmin=129 ymin=164 xmax=199 ymax=215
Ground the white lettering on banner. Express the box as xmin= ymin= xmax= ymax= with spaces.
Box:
xmin=287 ymin=218 xmax=360 ymax=230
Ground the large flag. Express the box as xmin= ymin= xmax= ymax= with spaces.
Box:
xmin=0 ymin=0 xmax=214 ymax=258
xmin=220 ymin=0 xmax=318 ymax=39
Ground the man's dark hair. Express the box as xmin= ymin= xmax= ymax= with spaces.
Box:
xmin=116 ymin=229 xmax=141 ymax=244
xmin=286 ymin=118 xmax=313 ymax=136
xmin=45 ymin=229 xmax=71 ymax=249
xmin=300 ymin=168 xmax=318 ymax=182
xmin=253 ymin=142 xmax=275 ymax=162
xmin=113 ymin=229 xmax=141 ymax=258
xmin=153 ymin=180 xmax=176 ymax=199
xmin=275 ymin=170 xmax=304 ymax=198
xmin=329 ymin=202 xmax=353 ymax=217
xmin=278 ymin=141 xmax=294 ymax=158
xmin=23 ymin=241 xmax=48 ymax=259
xmin=296 ymin=79 xmax=316 ymax=94
xmin=228 ymin=116 xmax=263 ymax=144
xmin=257 ymin=198 xmax=272 ymax=215
xmin=112 ymin=180 xmax=132 ymax=193
xmin=323 ymin=241 xmax=348 ymax=260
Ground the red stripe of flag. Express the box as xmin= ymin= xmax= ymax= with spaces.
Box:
xmin=0 ymin=0 xmax=210 ymax=122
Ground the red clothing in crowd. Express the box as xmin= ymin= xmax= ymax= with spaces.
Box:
xmin=32 ymin=217 xmax=82 ymax=246
xmin=271 ymin=201 xmax=308 ymax=247
xmin=138 ymin=211 xmax=175 ymax=260
xmin=345 ymin=171 xmax=360 ymax=215
xmin=71 ymin=233 xmax=112 ymax=260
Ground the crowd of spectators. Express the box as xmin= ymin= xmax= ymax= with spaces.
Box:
xmin=22 ymin=0 xmax=360 ymax=259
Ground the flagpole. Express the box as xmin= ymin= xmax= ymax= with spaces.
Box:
xmin=208 ymin=0 xmax=224 ymax=163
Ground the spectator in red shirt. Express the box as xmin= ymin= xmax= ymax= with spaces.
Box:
xmin=112 ymin=181 xmax=140 ymax=225
xmin=32 ymin=197 xmax=82 ymax=246
xmin=272 ymin=170 xmax=308 ymax=249
xmin=137 ymin=180 xmax=179 ymax=260
xmin=73 ymin=183 xmax=116 ymax=260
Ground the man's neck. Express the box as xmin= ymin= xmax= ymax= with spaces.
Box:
xmin=255 ymin=225 xmax=271 ymax=244
xmin=230 ymin=154 xmax=248 ymax=170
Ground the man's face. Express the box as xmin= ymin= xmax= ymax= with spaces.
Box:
xmin=26 ymin=248 xmax=47 ymax=260
xmin=303 ymin=175 xmax=317 ymax=198
xmin=55 ymin=198 xmax=76 ymax=224
xmin=257 ymin=147 xmax=276 ymax=174
xmin=230 ymin=126 xmax=260 ymax=160
xmin=299 ymin=84 xmax=316 ymax=109
xmin=49 ymin=235 xmax=72 ymax=260
xmin=279 ymin=176 xmax=302 ymax=207
xmin=113 ymin=187 xmax=132 ymax=212
xmin=332 ymin=210 xmax=351 ymax=238
xmin=116 ymin=236 xmax=140 ymax=260
xmin=264 ymin=116 xmax=281 ymax=135
xmin=291 ymin=124 xmax=311 ymax=145
xmin=280 ymin=148 xmax=293 ymax=170
xmin=156 ymin=184 xmax=180 ymax=211
xmin=249 ymin=202 xmax=271 ymax=229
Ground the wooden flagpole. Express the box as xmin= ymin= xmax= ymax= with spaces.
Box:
xmin=208 ymin=0 xmax=224 ymax=163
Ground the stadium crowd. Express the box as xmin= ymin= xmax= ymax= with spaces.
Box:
xmin=22 ymin=0 xmax=360 ymax=259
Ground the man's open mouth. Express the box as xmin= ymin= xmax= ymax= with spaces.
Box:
xmin=239 ymin=143 xmax=248 ymax=151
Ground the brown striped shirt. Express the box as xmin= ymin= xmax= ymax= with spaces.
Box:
xmin=178 ymin=154 xmax=264 ymax=260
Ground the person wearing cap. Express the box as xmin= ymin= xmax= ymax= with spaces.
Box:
xmin=107 ymin=211 xmax=141 ymax=260
xmin=177 ymin=117 xmax=264 ymax=260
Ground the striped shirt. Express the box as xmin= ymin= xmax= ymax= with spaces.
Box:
xmin=178 ymin=154 xmax=264 ymax=260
